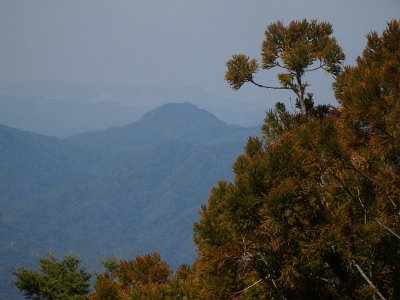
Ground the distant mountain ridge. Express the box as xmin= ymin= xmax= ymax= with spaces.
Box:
xmin=0 ymin=102 xmax=260 ymax=299
xmin=0 ymin=95 xmax=140 ymax=137
xmin=67 ymin=102 xmax=258 ymax=151
xmin=0 ymin=81 xmax=268 ymax=137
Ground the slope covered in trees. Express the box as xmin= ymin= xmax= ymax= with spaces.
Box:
xmin=1 ymin=103 xmax=258 ymax=298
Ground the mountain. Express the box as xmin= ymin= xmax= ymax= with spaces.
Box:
xmin=0 ymin=95 xmax=140 ymax=137
xmin=0 ymin=125 xmax=91 ymax=298
xmin=67 ymin=102 xmax=257 ymax=151
xmin=0 ymin=103 xmax=259 ymax=298
xmin=0 ymin=81 xmax=268 ymax=137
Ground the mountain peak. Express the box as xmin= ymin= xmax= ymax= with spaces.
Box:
xmin=67 ymin=102 xmax=255 ymax=151
xmin=139 ymin=102 xmax=224 ymax=127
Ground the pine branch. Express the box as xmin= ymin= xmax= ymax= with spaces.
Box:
xmin=328 ymin=174 xmax=400 ymax=242
xmin=233 ymin=278 xmax=264 ymax=296
xmin=351 ymin=187 xmax=400 ymax=241
xmin=354 ymin=187 xmax=367 ymax=225
xmin=374 ymin=219 xmax=400 ymax=241
xmin=232 ymin=274 xmax=288 ymax=300
xmin=305 ymin=62 xmax=327 ymax=73
xmin=327 ymin=148 xmax=378 ymax=185
xmin=352 ymin=260 xmax=386 ymax=300
xmin=351 ymin=186 xmax=400 ymax=240
xmin=249 ymin=78 xmax=291 ymax=90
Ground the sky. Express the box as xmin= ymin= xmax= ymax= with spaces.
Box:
xmin=1 ymin=0 xmax=399 ymax=109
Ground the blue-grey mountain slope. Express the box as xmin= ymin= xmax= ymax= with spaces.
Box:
xmin=67 ymin=102 xmax=256 ymax=150
xmin=0 ymin=102 xmax=259 ymax=298
xmin=0 ymin=81 xmax=266 ymax=138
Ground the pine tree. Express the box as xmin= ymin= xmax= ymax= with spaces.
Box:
xmin=90 ymin=253 xmax=171 ymax=300
xmin=225 ymin=19 xmax=345 ymax=114
xmin=333 ymin=19 xmax=400 ymax=299
xmin=90 ymin=253 xmax=201 ymax=300
xmin=194 ymin=110 xmax=356 ymax=299
xmin=195 ymin=19 xmax=400 ymax=299
xmin=14 ymin=253 xmax=91 ymax=300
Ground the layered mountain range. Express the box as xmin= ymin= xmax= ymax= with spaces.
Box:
xmin=0 ymin=102 xmax=259 ymax=298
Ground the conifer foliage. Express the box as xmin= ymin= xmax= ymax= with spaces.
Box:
xmin=333 ymin=19 xmax=400 ymax=298
xmin=14 ymin=253 xmax=91 ymax=300
xmin=90 ymin=253 xmax=199 ymax=300
xmin=194 ymin=19 xmax=400 ymax=299
xmin=225 ymin=19 xmax=345 ymax=114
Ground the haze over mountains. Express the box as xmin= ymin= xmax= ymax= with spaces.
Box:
xmin=0 ymin=81 xmax=267 ymax=137
xmin=0 ymin=101 xmax=259 ymax=298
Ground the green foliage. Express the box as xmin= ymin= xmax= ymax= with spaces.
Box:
xmin=100 ymin=257 xmax=119 ymax=275
xmin=225 ymin=19 xmax=345 ymax=113
xmin=261 ymin=20 xmax=344 ymax=75
xmin=14 ymin=253 xmax=90 ymax=300
xmin=224 ymin=54 xmax=259 ymax=90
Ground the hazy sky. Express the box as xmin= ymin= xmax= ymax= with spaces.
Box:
xmin=1 ymin=0 xmax=399 ymax=103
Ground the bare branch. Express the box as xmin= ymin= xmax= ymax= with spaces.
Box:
xmin=350 ymin=186 xmax=400 ymax=240
xmin=374 ymin=219 xmax=400 ymax=241
xmin=305 ymin=62 xmax=327 ymax=73
xmin=249 ymin=78 xmax=291 ymax=90
xmin=233 ymin=278 xmax=264 ymax=296
xmin=354 ymin=187 xmax=367 ymax=225
xmin=275 ymin=62 xmax=290 ymax=70
xmin=352 ymin=260 xmax=386 ymax=300
xmin=232 ymin=275 xmax=288 ymax=299
xmin=350 ymin=187 xmax=400 ymax=240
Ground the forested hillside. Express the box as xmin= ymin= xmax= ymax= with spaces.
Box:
xmin=0 ymin=103 xmax=258 ymax=298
